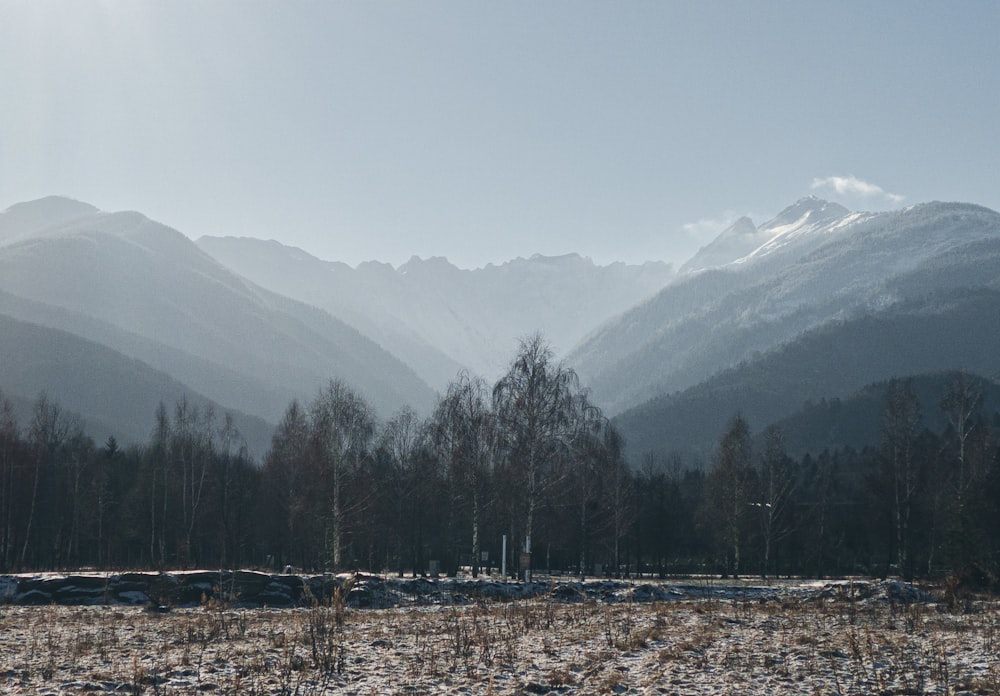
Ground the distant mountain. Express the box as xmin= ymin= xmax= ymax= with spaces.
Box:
xmin=570 ymin=198 xmax=1000 ymax=416
xmin=0 ymin=197 xmax=437 ymax=444
xmin=196 ymin=238 xmax=675 ymax=386
xmin=195 ymin=238 xmax=467 ymax=389
xmin=8 ymin=192 xmax=1000 ymax=467
xmin=0 ymin=196 xmax=99 ymax=245
xmin=0 ymin=313 xmax=274 ymax=458
xmin=612 ymin=287 xmax=1000 ymax=462
xmin=679 ymin=198 xmax=850 ymax=273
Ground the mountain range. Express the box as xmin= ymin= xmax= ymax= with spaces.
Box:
xmin=1 ymin=194 xmax=998 ymax=463
xmin=0 ymin=197 xmax=436 ymax=455
xmin=572 ymin=197 xmax=1000 ymax=459
xmin=195 ymin=237 xmax=673 ymax=387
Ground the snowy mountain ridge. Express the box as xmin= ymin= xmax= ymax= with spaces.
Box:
xmin=570 ymin=198 xmax=1000 ymax=415
xmin=681 ymin=197 xmax=853 ymax=273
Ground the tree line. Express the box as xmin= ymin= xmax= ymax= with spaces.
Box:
xmin=1 ymin=336 xmax=998 ymax=583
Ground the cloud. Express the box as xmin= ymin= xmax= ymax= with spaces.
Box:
xmin=811 ymin=175 xmax=904 ymax=205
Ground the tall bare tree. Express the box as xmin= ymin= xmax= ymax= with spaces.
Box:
xmin=0 ymin=392 xmax=21 ymax=571
xmin=493 ymin=334 xmax=602 ymax=580
xmin=310 ymin=379 xmax=375 ymax=572
xmin=880 ymin=379 xmax=922 ymax=579
xmin=173 ymin=398 xmax=216 ymax=565
xmin=431 ymin=372 xmax=497 ymax=577
xmin=703 ymin=413 xmax=753 ymax=577
xmin=939 ymin=372 xmax=985 ymax=570
xmin=262 ymin=400 xmax=312 ymax=568
xmin=755 ymin=425 xmax=796 ymax=578
xmin=378 ymin=406 xmax=426 ymax=576
xmin=21 ymin=393 xmax=77 ymax=567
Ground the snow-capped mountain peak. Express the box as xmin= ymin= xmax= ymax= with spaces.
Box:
xmin=737 ymin=198 xmax=853 ymax=263
xmin=680 ymin=199 xmax=853 ymax=274
xmin=759 ymin=196 xmax=849 ymax=232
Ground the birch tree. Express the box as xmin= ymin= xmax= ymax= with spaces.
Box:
xmin=378 ymin=406 xmax=426 ymax=576
xmin=310 ymin=379 xmax=375 ymax=572
xmin=755 ymin=425 xmax=796 ymax=578
xmin=431 ymin=373 xmax=497 ymax=577
xmin=703 ymin=413 xmax=753 ymax=577
xmin=880 ymin=379 xmax=922 ymax=579
xmin=939 ymin=373 xmax=985 ymax=570
xmin=493 ymin=334 xmax=602 ymax=580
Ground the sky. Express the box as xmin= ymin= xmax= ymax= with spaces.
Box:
xmin=1 ymin=1 xmax=998 ymax=269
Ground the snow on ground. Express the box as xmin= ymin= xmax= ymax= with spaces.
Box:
xmin=1 ymin=577 xmax=998 ymax=694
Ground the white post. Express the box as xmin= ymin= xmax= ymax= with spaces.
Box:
xmin=524 ymin=534 xmax=532 ymax=582
xmin=501 ymin=535 xmax=507 ymax=580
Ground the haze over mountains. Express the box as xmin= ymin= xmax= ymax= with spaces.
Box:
xmin=2 ymin=194 xmax=999 ymax=463
xmin=196 ymin=236 xmax=674 ymax=387
xmin=0 ymin=197 xmax=436 ymax=455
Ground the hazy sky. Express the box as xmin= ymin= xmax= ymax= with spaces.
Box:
xmin=2 ymin=2 xmax=997 ymax=269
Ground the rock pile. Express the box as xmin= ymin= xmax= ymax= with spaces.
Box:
xmin=0 ymin=572 xmax=939 ymax=609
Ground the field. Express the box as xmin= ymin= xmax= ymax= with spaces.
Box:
xmin=1 ymin=579 xmax=998 ymax=695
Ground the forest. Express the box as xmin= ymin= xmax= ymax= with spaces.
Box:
xmin=1 ymin=335 xmax=998 ymax=586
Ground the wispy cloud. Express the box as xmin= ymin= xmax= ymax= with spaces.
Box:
xmin=811 ymin=175 xmax=904 ymax=205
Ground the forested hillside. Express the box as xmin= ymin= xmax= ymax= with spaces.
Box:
xmin=614 ymin=287 xmax=1000 ymax=460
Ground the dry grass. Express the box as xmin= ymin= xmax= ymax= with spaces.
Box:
xmin=0 ymin=593 xmax=998 ymax=694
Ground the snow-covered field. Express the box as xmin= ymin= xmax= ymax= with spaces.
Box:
xmin=1 ymin=579 xmax=998 ymax=695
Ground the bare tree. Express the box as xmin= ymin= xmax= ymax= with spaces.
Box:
xmin=310 ymin=379 xmax=375 ymax=572
xmin=94 ymin=436 xmax=118 ymax=569
xmin=173 ymin=398 xmax=216 ymax=566
xmin=21 ymin=393 xmax=78 ymax=568
xmin=262 ymin=400 xmax=312 ymax=569
xmin=379 ymin=406 xmax=426 ymax=576
xmin=493 ymin=334 xmax=602 ymax=580
xmin=217 ymin=412 xmax=250 ymax=567
xmin=148 ymin=402 xmax=171 ymax=567
xmin=599 ymin=426 xmax=634 ymax=578
xmin=703 ymin=413 xmax=753 ymax=577
xmin=939 ymin=372 xmax=985 ymax=570
xmin=431 ymin=372 xmax=497 ymax=577
xmin=755 ymin=425 xmax=796 ymax=578
xmin=0 ymin=392 xmax=21 ymax=571
xmin=940 ymin=373 xmax=982 ymax=497
xmin=63 ymin=430 xmax=94 ymax=567
xmin=880 ymin=379 xmax=922 ymax=579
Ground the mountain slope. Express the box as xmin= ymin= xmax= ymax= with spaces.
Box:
xmin=613 ymin=287 xmax=1000 ymax=461
xmin=768 ymin=371 xmax=1000 ymax=460
xmin=571 ymin=199 xmax=1000 ymax=415
xmin=197 ymin=237 xmax=675 ymax=386
xmin=195 ymin=237 xmax=467 ymax=388
xmin=0 ymin=313 xmax=274 ymax=457
xmin=0 ymin=288 xmax=293 ymax=420
xmin=0 ymin=198 xmax=437 ymax=424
